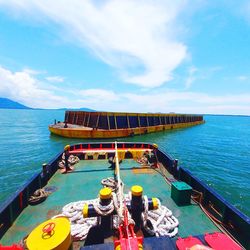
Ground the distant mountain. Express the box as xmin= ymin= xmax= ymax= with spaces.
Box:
xmin=0 ymin=97 xmax=95 ymax=111
xmin=79 ymin=107 xmax=95 ymax=111
xmin=0 ymin=98 xmax=32 ymax=109
xmin=57 ymin=108 xmax=96 ymax=112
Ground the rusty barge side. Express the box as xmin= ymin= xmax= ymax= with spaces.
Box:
xmin=49 ymin=111 xmax=205 ymax=138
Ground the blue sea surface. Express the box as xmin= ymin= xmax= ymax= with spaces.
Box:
xmin=0 ymin=110 xmax=249 ymax=217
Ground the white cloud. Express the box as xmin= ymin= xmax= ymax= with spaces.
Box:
xmin=119 ymin=91 xmax=250 ymax=114
xmin=0 ymin=65 xmax=250 ymax=114
xmin=0 ymin=0 xmax=188 ymax=88
xmin=0 ymin=66 xmax=66 ymax=108
xmin=237 ymin=75 xmax=248 ymax=81
xmin=46 ymin=76 xmax=64 ymax=83
xmin=79 ymin=89 xmax=118 ymax=101
xmin=185 ymin=66 xmax=198 ymax=89
xmin=23 ymin=68 xmax=44 ymax=75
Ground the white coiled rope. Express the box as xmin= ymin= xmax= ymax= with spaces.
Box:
xmin=93 ymin=198 xmax=114 ymax=216
xmin=58 ymin=196 xmax=117 ymax=241
xmin=54 ymin=199 xmax=98 ymax=241
xmin=144 ymin=197 xmax=179 ymax=237
xmin=56 ymin=196 xmax=179 ymax=241
xmin=101 ymin=177 xmax=117 ymax=191
xmin=58 ymin=154 xmax=80 ymax=169
xmin=53 ymin=176 xmax=179 ymax=241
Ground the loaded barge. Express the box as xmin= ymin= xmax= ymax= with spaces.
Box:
xmin=49 ymin=111 xmax=204 ymax=138
xmin=0 ymin=142 xmax=249 ymax=249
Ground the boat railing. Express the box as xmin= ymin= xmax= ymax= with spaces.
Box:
xmin=155 ymin=147 xmax=249 ymax=248
xmin=68 ymin=142 xmax=154 ymax=154
xmin=177 ymin=167 xmax=250 ymax=247
xmin=0 ymin=151 xmax=62 ymax=239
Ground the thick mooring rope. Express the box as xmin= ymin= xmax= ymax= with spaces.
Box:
xmin=28 ymin=188 xmax=51 ymax=205
xmin=114 ymin=141 xmax=125 ymax=223
xmin=58 ymin=154 xmax=80 ymax=169
xmin=147 ymin=206 xmax=179 ymax=237
xmin=101 ymin=177 xmax=117 ymax=191
xmin=55 ymin=184 xmax=179 ymax=241
xmin=54 ymin=199 xmax=98 ymax=241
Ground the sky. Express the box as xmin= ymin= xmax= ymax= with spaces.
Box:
xmin=0 ymin=0 xmax=250 ymax=115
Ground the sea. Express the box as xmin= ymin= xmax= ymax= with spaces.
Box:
xmin=0 ymin=109 xmax=249 ymax=217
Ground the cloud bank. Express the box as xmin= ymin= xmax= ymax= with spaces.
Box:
xmin=1 ymin=65 xmax=250 ymax=115
xmin=0 ymin=0 xmax=188 ymax=88
xmin=46 ymin=76 xmax=64 ymax=83
xmin=0 ymin=66 xmax=65 ymax=108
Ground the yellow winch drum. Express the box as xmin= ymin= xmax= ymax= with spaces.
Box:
xmin=26 ymin=217 xmax=71 ymax=250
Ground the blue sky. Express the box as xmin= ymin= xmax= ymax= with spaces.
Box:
xmin=0 ymin=0 xmax=250 ymax=115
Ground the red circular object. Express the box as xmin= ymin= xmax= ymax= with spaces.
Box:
xmin=42 ymin=222 xmax=56 ymax=235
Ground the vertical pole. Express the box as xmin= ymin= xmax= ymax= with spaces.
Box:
xmin=87 ymin=113 xmax=91 ymax=127
xmin=114 ymin=114 xmax=117 ymax=129
xmin=138 ymin=114 xmax=141 ymax=127
xmin=96 ymin=114 xmax=100 ymax=129
xmin=127 ymin=114 xmax=130 ymax=128
xmin=65 ymin=111 xmax=68 ymax=123
xmin=75 ymin=112 xmax=78 ymax=124
xmin=83 ymin=112 xmax=86 ymax=126
xmin=107 ymin=114 xmax=110 ymax=130
xmin=115 ymin=141 xmax=123 ymax=219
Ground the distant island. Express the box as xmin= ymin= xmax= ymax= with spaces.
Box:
xmin=0 ymin=97 xmax=94 ymax=111
xmin=57 ymin=107 xmax=95 ymax=112
xmin=0 ymin=98 xmax=32 ymax=109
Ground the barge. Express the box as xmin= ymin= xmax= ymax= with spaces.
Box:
xmin=49 ymin=111 xmax=204 ymax=138
xmin=0 ymin=142 xmax=249 ymax=250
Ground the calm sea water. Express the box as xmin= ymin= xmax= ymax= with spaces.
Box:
xmin=0 ymin=110 xmax=249 ymax=217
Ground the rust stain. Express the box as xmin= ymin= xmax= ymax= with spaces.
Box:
xmin=132 ymin=167 xmax=154 ymax=174
xmin=12 ymin=225 xmax=29 ymax=231
xmin=46 ymin=209 xmax=61 ymax=219
xmin=72 ymin=241 xmax=82 ymax=250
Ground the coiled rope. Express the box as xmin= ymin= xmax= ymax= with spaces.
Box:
xmin=101 ymin=177 xmax=117 ymax=192
xmin=28 ymin=188 xmax=51 ymax=205
xmin=52 ymin=200 xmax=97 ymax=241
xmin=58 ymin=154 xmax=80 ymax=169
xmin=55 ymin=185 xmax=178 ymax=241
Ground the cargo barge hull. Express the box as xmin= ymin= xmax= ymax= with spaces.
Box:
xmin=49 ymin=111 xmax=205 ymax=138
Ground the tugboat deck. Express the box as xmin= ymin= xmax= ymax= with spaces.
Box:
xmin=1 ymin=159 xmax=218 ymax=246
